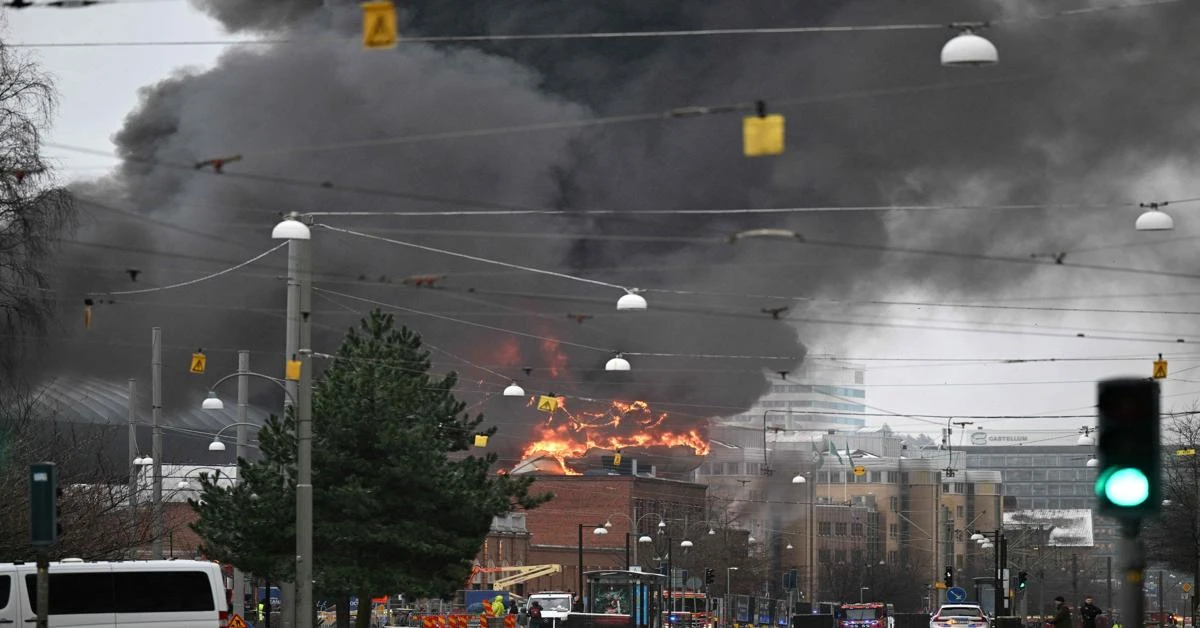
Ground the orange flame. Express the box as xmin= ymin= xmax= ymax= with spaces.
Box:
xmin=520 ymin=399 xmax=710 ymax=475
xmin=540 ymin=338 xmax=569 ymax=378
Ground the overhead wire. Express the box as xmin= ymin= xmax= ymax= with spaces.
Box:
xmin=8 ymin=0 xmax=1184 ymax=47
xmin=84 ymin=242 xmax=286 ymax=296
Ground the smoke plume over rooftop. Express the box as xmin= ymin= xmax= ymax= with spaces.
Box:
xmin=35 ymin=0 xmax=1200 ymax=467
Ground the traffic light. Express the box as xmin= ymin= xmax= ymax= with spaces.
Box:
xmin=944 ymin=567 xmax=953 ymax=588
xmin=1018 ymin=571 xmax=1028 ymax=589
xmin=705 ymin=568 xmax=715 ymax=585
xmin=1095 ymin=378 xmax=1161 ymax=519
xmin=29 ymin=462 xmax=57 ymax=546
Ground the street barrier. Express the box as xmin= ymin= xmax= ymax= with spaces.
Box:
xmin=418 ymin=614 xmax=516 ymax=628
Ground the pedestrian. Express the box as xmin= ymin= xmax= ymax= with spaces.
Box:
xmin=517 ymin=605 xmax=528 ymax=628
xmin=528 ymin=602 xmax=544 ymax=628
xmin=1049 ymin=596 xmax=1072 ymax=628
xmin=1080 ymin=596 xmax=1102 ymax=628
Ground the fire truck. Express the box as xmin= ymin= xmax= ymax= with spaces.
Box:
xmin=664 ymin=591 xmax=711 ymax=628
xmin=836 ymin=602 xmax=891 ymax=628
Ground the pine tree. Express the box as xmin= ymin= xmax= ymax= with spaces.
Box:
xmin=191 ymin=310 xmax=549 ymax=628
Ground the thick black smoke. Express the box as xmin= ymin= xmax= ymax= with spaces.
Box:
xmin=40 ymin=0 xmax=1200 ymax=467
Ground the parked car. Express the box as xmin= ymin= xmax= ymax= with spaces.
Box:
xmin=930 ymin=604 xmax=990 ymax=628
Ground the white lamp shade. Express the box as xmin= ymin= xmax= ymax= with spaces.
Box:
xmin=503 ymin=382 xmax=525 ymax=397
xmin=657 ymin=521 xmax=666 ymax=528
xmin=134 ymin=456 xmax=152 ymax=465
xmin=708 ymin=529 xmax=716 ymax=535
xmin=606 ymin=356 xmax=631 ymax=371
xmin=981 ymin=542 xmax=994 ymax=549
xmin=604 ymin=520 xmax=613 ymax=528
xmin=791 ymin=474 xmax=807 ymax=484
xmin=638 ymin=535 xmax=653 ymax=543
xmin=593 ymin=527 xmax=609 ymax=535
xmin=209 ymin=439 xmax=227 ymax=452
xmin=970 ymin=533 xmax=984 ymax=541
xmin=786 ymin=543 xmax=794 ymax=550
xmin=272 ymin=218 xmax=311 ymax=240
xmin=616 ymin=293 xmax=647 ymax=311
xmin=1077 ymin=433 xmax=1095 ymax=446
xmin=176 ymin=480 xmax=191 ymax=489
xmin=202 ymin=392 xmax=225 ymax=411
xmin=748 ymin=536 xmax=757 ymax=544
xmin=941 ymin=32 xmax=998 ymax=67
xmin=680 ymin=540 xmax=694 ymax=548
xmin=1136 ymin=209 xmax=1174 ymax=231
xmin=1086 ymin=457 xmax=1099 ymax=468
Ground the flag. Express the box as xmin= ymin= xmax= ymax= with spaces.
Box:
xmin=809 ymin=440 xmax=824 ymax=469
xmin=827 ymin=439 xmax=843 ymax=465
xmin=845 ymin=441 xmax=853 ymax=465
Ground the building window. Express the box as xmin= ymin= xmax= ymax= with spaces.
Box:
xmin=888 ymin=551 xmax=898 ymax=564
xmin=889 ymin=496 xmax=899 ymax=512
xmin=870 ymin=471 xmax=881 ymax=483
xmin=835 ymin=523 xmax=848 ymax=536
xmin=819 ymin=522 xmax=832 ymax=536
xmin=852 ymin=550 xmax=863 ymax=565
xmin=851 ymin=523 xmax=864 ymax=536
xmin=834 ymin=549 xmax=847 ymax=564
xmin=819 ymin=549 xmax=832 ymax=564
xmin=889 ymin=524 xmax=898 ymax=538
xmin=956 ymin=506 xmax=965 ymax=518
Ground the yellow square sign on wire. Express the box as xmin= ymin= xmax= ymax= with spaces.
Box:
xmin=189 ymin=352 xmax=206 ymax=375
xmin=537 ymin=395 xmax=559 ymax=413
xmin=362 ymin=1 xmax=398 ymax=50
xmin=743 ymin=114 xmax=785 ymax=157
xmin=1154 ymin=359 xmax=1168 ymax=379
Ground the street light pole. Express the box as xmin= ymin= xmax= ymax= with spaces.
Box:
xmin=151 ymin=327 xmax=164 ymax=559
xmin=577 ymin=523 xmax=607 ymax=609
xmin=273 ymin=214 xmax=311 ymax=628
xmin=232 ymin=350 xmax=249 ymax=620
xmin=727 ymin=567 xmax=738 ymax=628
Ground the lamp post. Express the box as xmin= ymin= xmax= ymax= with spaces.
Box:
xmin=792 ymin=472 xmax=816 ymax=601
xmin=971 ymin=530 xmax=1008 ymax=616
xmin=273 ymin=214 xmax=313 ymax=628
xmin=727 ymin=567 xmax=738 ymax=628
xmin=602 ymin=513 xmax=665 ymax=569
xmin=203 ymin=350 xmax=294 ymax=622
xmin=860 ymin=587 xmax=870 ymax=603
xmin=578 ymin=523 xmax=608 ymax=609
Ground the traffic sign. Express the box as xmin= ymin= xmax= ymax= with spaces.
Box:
xmin=228 ymin=614 xmax=248 ymax=628
xmin=1154 ymin=359 xmax=1168 ymax=379
xmin=1184 ymin=583 xmax=1193 ymax=593
xmin=189 ymin=352 xmax=206 ymax=374
xmin=853 ymin=465 xmax=866 ymax=477
xmin=934 ymin=582 xmax=947 ymax=590
xmin=946 ymin=587 xmax=967 ymax=603
xmin=362 ymin=1 xmax=398 ymax=49
xmin=537 ymin=395 xmax=559 ymax=413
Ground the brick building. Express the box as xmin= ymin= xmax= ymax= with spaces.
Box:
xmin=499 ymin=473 xmax=708 ymax=596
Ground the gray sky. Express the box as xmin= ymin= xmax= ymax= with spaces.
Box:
xmin=6 ymin=0 xmax=1199 ymax=445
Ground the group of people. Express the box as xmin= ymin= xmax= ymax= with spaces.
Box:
xmin=1049 ymin=596 xmax=1107 ymax=628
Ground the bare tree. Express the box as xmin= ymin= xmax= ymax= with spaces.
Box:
xmin=1143 ymin=410 xmax=1200 ymax=575
xmin=0 ymin=40 xmax=74 ymax=370
xmin=0 ymin=383 xmax=153 ymax=560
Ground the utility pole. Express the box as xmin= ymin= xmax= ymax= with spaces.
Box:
xmin=1108 ymin=556 xmax=1114 ymax=622
xmin=1072 ymin=554 xmax=1079 ymax=607
xmin=1159 ymin=570 xmax=1165 ymax=622
xmin=279 ymin=228 xmax=300 ymax=628
xmin=296 ymin=223 xmax=314 ymax=628
xmin=151 ymin=327 xmax=163 ymax=559
xmin=127 ymin=378 xmax=137 ymax=516
xmin=232 ymin=350 xmax=250 ymax=620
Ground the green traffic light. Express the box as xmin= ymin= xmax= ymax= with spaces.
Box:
xmin=1100 ymin=467 xmax=1151 ymax=506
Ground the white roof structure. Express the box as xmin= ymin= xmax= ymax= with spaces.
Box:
xmin=1004 ymin=509 xmax=1094 ymax=547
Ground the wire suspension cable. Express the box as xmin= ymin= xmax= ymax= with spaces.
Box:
xmin=85 ymin=242 xmax=286 ymax=296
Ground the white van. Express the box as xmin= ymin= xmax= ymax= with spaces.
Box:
xmin=0 ymin=559 xmax=229 ymax=628
xmin=527 ymin=592 xmax=572 ymax=628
